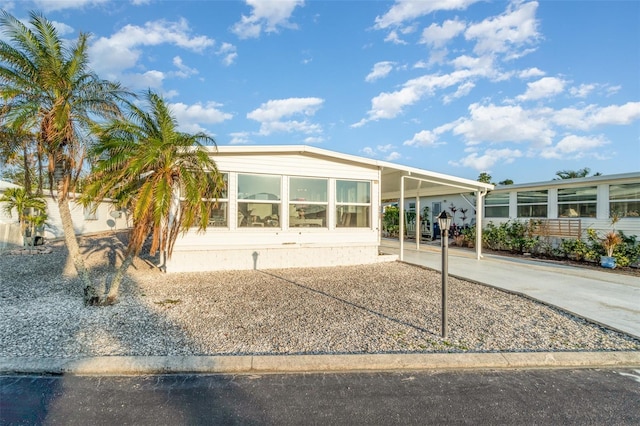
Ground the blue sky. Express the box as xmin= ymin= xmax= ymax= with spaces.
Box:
xmin=2 ymin=0 xmax=639 ymax=183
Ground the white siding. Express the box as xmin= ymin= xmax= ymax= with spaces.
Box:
xmin=169 ymin=151 xmax=382 ymax=272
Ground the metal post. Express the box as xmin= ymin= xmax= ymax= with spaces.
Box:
xmin=441 ymin=227 xmax=448 ymax=338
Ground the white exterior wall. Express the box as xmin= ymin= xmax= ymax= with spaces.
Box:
xmin=167 ymin=152 xmax=383 ymax=272
xmin=0 ymin=195 xmax=129 ymax=244
xmin=481 ymin=175 xmax=640 ymax=238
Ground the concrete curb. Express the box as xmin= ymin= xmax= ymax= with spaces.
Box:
xmin=2 ymin=352 xmax=639 ymax=375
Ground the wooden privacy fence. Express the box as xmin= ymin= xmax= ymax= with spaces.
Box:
xmin=531 ymin=219 xmax=582 ymax=239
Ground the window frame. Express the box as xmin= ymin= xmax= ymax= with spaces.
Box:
xmin=335 ymin=179 xmax=371 ymax=228
xmin=237 ymin=173 xmax=282 ymax=228
xmin=557 ymin=186 xmax=597 ymax=218
xmin=288 ymin=177 xmax=328 ymax=228
xmin=516 ymin=190 xmax=548 ymax=218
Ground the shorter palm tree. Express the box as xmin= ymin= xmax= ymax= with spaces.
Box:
xmin=0 ymin=187 xmax=47 ymax=244
xmin=83 ymin=90 xmax=224 ymax=305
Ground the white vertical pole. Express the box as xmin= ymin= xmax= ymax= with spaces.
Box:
xmin=400 ymin=176 xmax=405 ymax=261
xmin=476 ymin=189 xmax=484 ymax=260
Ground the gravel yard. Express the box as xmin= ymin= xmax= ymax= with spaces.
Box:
xmin=1 ymin=233 xmax=638 ymax=358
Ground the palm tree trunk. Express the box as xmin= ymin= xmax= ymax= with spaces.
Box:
xmin=103 ymin=252 xmax=134 ymax=305
xmin=56 ymin=183 xmax=98 ymax=305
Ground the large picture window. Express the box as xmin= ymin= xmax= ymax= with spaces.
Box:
xmin=484 ymin=193 xmax=509 ymax=218
xmin=610 ymin=183 xmax=640 ymax=218
xmin=289 ymin=177 xmax=328 ymax=227
xmin=237 ymin=174 xmax=281 ymax=227
xmin=336 ymin=180 xmax=370 ymax=228
xmin=558 ymin=186 xmax=596 ymax=218
xmin=517 ymin=190 xmax=547 ymax=218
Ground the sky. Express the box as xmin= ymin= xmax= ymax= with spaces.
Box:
xmin=1 ymin=0 xmax=639 ymax=184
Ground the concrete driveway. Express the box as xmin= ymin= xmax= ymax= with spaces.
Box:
xmin=380 ymin=240 xmax=640 ymax=339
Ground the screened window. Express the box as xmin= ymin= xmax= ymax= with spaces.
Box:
xmin=237 ymin=174 xmax=281 ymax=227
xmin=485 ymin=193 xmax=509 ymax=218
xmin=558 ymin=186 xmax=596 ymax=218
xmin=289 ymin=177 xmax=328 ymax=227
xmin=517 ymin=190 xmax=547 ymax=218
xmin=610 ymin=183 xmax=640 ymax=218
xmin=336 ymin=180 xmax=370 ymax=228
xmin=205 ymin=173 xmax=228 ymax=227
xmin=83 ymin=203 xmax=98 ymax=221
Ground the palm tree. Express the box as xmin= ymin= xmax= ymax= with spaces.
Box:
xmin=83 ymin=90 xmax=225 ymax=305
xmin=0 ymin=11 xmax=130 ymax=304
xmin=554 ymin=167 xmax=600 ymax=180
xmin=0 ymin=187 xmax=46 ymax=239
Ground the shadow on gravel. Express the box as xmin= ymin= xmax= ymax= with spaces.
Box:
xmin=258 ymin=270 xmax=439 ymax=338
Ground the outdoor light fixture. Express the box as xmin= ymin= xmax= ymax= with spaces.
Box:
xmin=437 ymin=211 xmax=451 ymax=338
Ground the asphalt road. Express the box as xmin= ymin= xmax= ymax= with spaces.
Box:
xmin=2 ymin=369 xmax=640 ymax=425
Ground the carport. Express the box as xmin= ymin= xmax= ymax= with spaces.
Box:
xmin=378 ymin=162 xmax=494 ymax=261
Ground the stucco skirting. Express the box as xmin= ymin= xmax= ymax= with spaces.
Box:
xmin=165 ymin=244 xmax=391 ymax=272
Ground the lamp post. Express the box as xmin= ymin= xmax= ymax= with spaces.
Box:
xmin=437 ymin=211 xmax=451 ymax=338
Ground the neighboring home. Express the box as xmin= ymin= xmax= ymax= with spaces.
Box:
xmin=401 ymin=172 xmax=640 ymax=241
xmin=0 ymin=180 xmax=129 ymax=249
xmin=166 ymin=145 xmax=494 ymax=272
xmin=482 ymin=172 xmax=640 ymax=238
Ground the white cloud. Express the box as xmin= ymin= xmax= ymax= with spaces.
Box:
xmin=540 ymin=135 xmax=609 ymax=159
xmin=443 ymin=81 xmax=475 ymax=104
xmin=33 ymin=0 xmax=108 ymax=12
xmin=247 ymin=97 xmax=324 ymax=136
xmin=465 ymin=1 xmax=540 ymax=56
xmin=384 ymin=30 xmax=408 ymax=45
xmin=217 ymin=42 xmax=238 ymax=66
xmin=119 ymin=70 xmax=166 ymax=90
xmin=385 ymin=152 xmax=402 ymax=161
xmin=172 ymin=56 xmax=198 ymax=78
xmin=232 ymin=0 xmax=304 ymax=39
xmin=51 ymin=20 xmax=75 ymax=36
xmin=362 ymin=147 xmax=376 ymax=157
xmin=229 ymin=132 xmax=251 ymax=145
xmin=374 ymin=0 xmax=479 ymax=30
xmin=355 ymin=68 xmax=488 ymax=125
xmin=552 ymin=102 xmax=640 ymax=130
xmin=361 ymin=145 xmax=401 ymax=161
xmin=377 ymin=144 xmax=394 ymax=152
xmin=569 ymin=83 xmax=595 ymax=98
xmin=518 ymin=67 xmax=545 ymax=79
xmin=169 ymin=101 xmax=233 ymax=134
xmin=89 ymin=18 xmax=214 ymax=84
xmin=403 ymin=130 xmax=442 ymax=147
xmin=452 ymin=103 xmax=555 ymax=147
xmin=451 ymin=148 xmax=523 ymax=171
xmin=365 ymin=61 xmax=395 ymax=83
xmin=304 ymin=136 xmax=324 ymax=144
xmin=420 ymin=19 xmax=466 ymax=48
xmin=516 ymin=76 xmax=566 ymax=101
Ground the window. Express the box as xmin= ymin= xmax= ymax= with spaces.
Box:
xmin=517 ymin=190 xmax=547 ymax=218
xmin=558 ymin=186 xmax=596 ymax=218
xmin=289 ymin=177 xmax=328 ymax=227
xmin=485 ymin=193 xmax=509 ymax=218
xmin=336 ymin=180 xmax=370 ymax=228
xmin=610 ymin=183 xmax=640 ymax=218
xmin=206 ymin=173 xmax=228 ymax=227
xmin=83 ymin=203 xmax=98 ymax=220
xmin=237 ymin=174 xmax=281 ymax=227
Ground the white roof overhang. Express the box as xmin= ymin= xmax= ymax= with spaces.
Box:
xmin=211 ymin=145 xmax=494 ymax=198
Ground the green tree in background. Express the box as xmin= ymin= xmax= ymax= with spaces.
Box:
xmin=554 ymin=167 xmax=601 ymax=180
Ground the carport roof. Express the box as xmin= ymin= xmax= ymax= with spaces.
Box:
xmin=212 ymin=145 xmax=494 ymax=199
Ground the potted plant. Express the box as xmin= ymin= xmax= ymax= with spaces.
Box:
xmin=600 ymin=212 xmax=622 ymax=269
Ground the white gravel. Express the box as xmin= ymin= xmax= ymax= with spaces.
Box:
xmin=1 ymin=233 xmax=638 ymax=358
